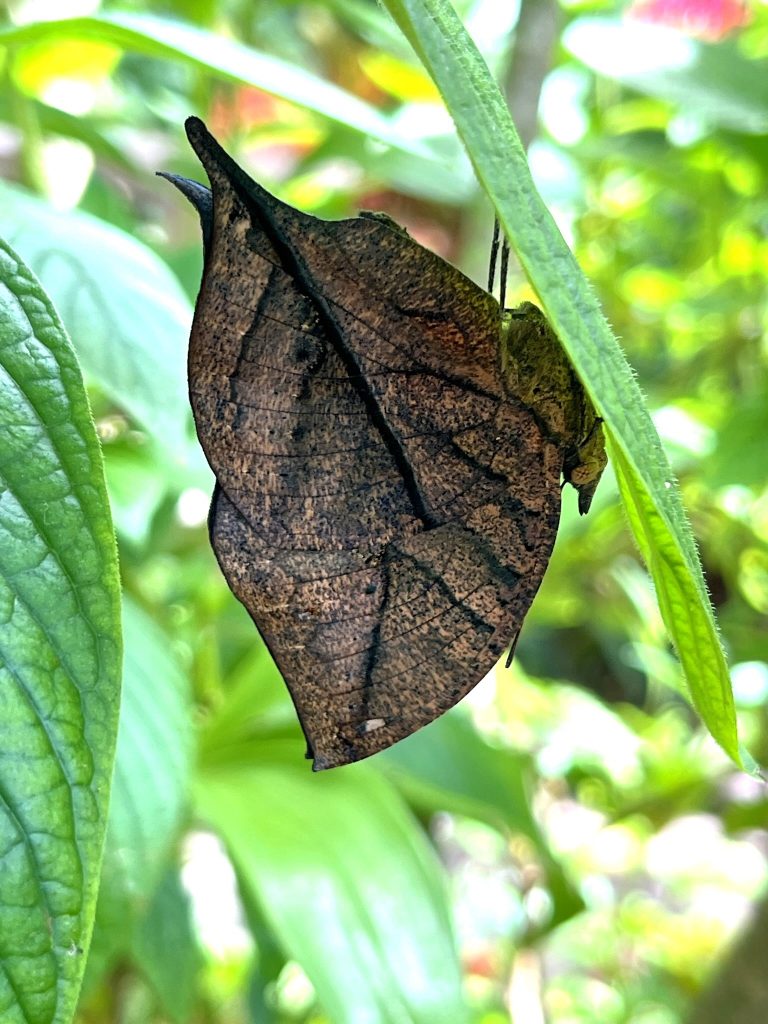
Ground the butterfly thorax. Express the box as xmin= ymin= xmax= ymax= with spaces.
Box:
xmin=500 ymin=301 xmax=606 ymax=514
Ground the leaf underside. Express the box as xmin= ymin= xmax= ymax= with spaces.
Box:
xmin=171 ymin=119 xmax=604 ymax=769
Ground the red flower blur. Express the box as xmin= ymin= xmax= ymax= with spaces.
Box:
xmin=628 ymin=0 xmax=751 ymax=40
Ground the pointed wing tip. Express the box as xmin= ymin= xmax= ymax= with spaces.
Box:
xmin=183 ymin=116 xmax=222 ymax=169
xmin=309 ymin=714 xmax=430 ymax=771
xmin=156 ymin=168 xmax=201 ymax=191
xmin=577 ymin=487 xmax=595 ymax=515
xmin=184 ymin=115 xmax=207 ymax=141
xmin=312 ymin=750 xmax=364 ymax=772
xmin=179 ymin=116 xmax=291 ymax=222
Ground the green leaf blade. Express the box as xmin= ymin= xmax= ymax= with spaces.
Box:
xmin=196 ymin=765 xmax=469 ymax=1024
xmin=86 ymin=598 xmax=194 ymax=988
xmin=610 ymin=439 xmax=737 ymax=757
xmin=0 ymin=14 xmax=433 ymax=161
xmin=130 ymin=867 xmax=201 ymax=1024
xmin=2 ymin=183 xmax=192 ymax=460
xmin=379 ymin=0 xmax=738 ymax=764
xmin=0 ymin=239 xmax=121 ymax=1023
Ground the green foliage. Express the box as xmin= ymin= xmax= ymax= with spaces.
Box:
xmin=608 ymin=440 xmax=737 ymax=758
xmin=3 ymin=183 xmax=192 ymax=458
xmin=85 ymin=598 xmax=194 ymax=984
xmin=131 ymin=866 xmax=201 ymax=1023
xmin=1 ymin=1 xmax=768 ymax=1023
xmin=0 ymin=240 xmax=121 ymax=1023
xmin=0 ymin=13 xmax=441 ymax=160
xmin=381 ymin=0 xmax=737 ymax=763
xmin=564 ymin=17 xmax=768 ymax=134
xmin=197 ymin=764 xmax=467 ymax=1024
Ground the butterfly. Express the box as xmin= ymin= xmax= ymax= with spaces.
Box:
xmin=161 ymin=117 xmax=605 ymax=770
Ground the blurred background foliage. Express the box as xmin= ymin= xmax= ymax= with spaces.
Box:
xmin=2 ymin=0 xmax=768 ymax=1021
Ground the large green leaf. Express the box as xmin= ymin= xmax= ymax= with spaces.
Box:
xmin=1 ymin=182 xmax=192 ymax=460
xmin=0 ymin=13 xmax=434 ymax=161
xmin=131 ymin=866 xmax=201 ymax=1024
xmin=85 ymin=598 xmax=194 ymax=988
xmin=379 ymin=0 xmax=738 ymax=764
xmin=0 ymin=239 xmax=121 ymax=1024
xmin=196 ymin=764 xmax=469 ymax=1024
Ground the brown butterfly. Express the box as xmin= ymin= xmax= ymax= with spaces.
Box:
xmin=161 ymin=117 xmax=605 ymax=770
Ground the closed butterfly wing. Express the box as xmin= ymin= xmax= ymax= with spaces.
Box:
xmin=165 ymin=117 xmax=596 ymax=770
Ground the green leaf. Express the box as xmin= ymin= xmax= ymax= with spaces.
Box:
xmin=380 ymin=711 xmax=583 ymax=927
xmin=564 ymin=17 xmax=768 ymax=135
xmin=196 ymin=764 xmax=469 ymax=1024
xmin=379 ymin=0 xmax=739 ymax=764
xmin=103 ymin=597 xmax=194 ymax=902
xmin=199 ymin=641 xmax=298 ymax=762
xmin=238 ymin=881 xmax=286 ymax=1024
xmin=381 ymin=711 xmax=536 ymax=832
xmin=101 ymin=442 xmax=169 ymax=547
xmin=0 ymin=13 xmax=435 ymax=162
xmin=131 ymin=866 xmax=201 ymax=1024
xmin=608 ymin=441 xmax=736 ymax=762
xmin=0 ymin=238 xmax=121 ymax=1024
xmin=0 ymin=96 xmax=133 ymax=170
xmin=86 ymin=598 xmax=194 ymax=985
xmin=1 ymin=182 xmax=192 ymax=460
xmin=706 ymin=395 xmax=768 ymax=490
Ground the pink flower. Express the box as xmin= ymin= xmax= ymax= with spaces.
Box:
xmin=628 ymin=0 xmax=751 ymax=40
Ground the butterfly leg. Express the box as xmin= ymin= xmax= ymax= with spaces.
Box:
xmin=500 ymin=237 xmax=510 ymax=311
xmin=487 ymin=218 xmax=501 ymax=294
xmin=487 ymin=217 xmax=511 ymax=309
xmin=504 ymin=629 xmax=521 ymax=669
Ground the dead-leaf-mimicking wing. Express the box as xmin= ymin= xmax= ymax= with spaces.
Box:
xmin=162 ymin=116 xmax=606 ymax=771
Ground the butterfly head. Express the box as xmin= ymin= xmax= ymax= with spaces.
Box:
xmin=500 ymin=301 xmax=607 ymax=515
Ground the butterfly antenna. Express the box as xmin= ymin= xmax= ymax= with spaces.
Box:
xmin=499 ymin=237 xmax=510 ymax=311
xmin=487 ymin=217 xmax=500 ymax=294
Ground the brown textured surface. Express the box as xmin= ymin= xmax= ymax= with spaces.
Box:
xmin=164 ymin=117 xmax=606 ymax=770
